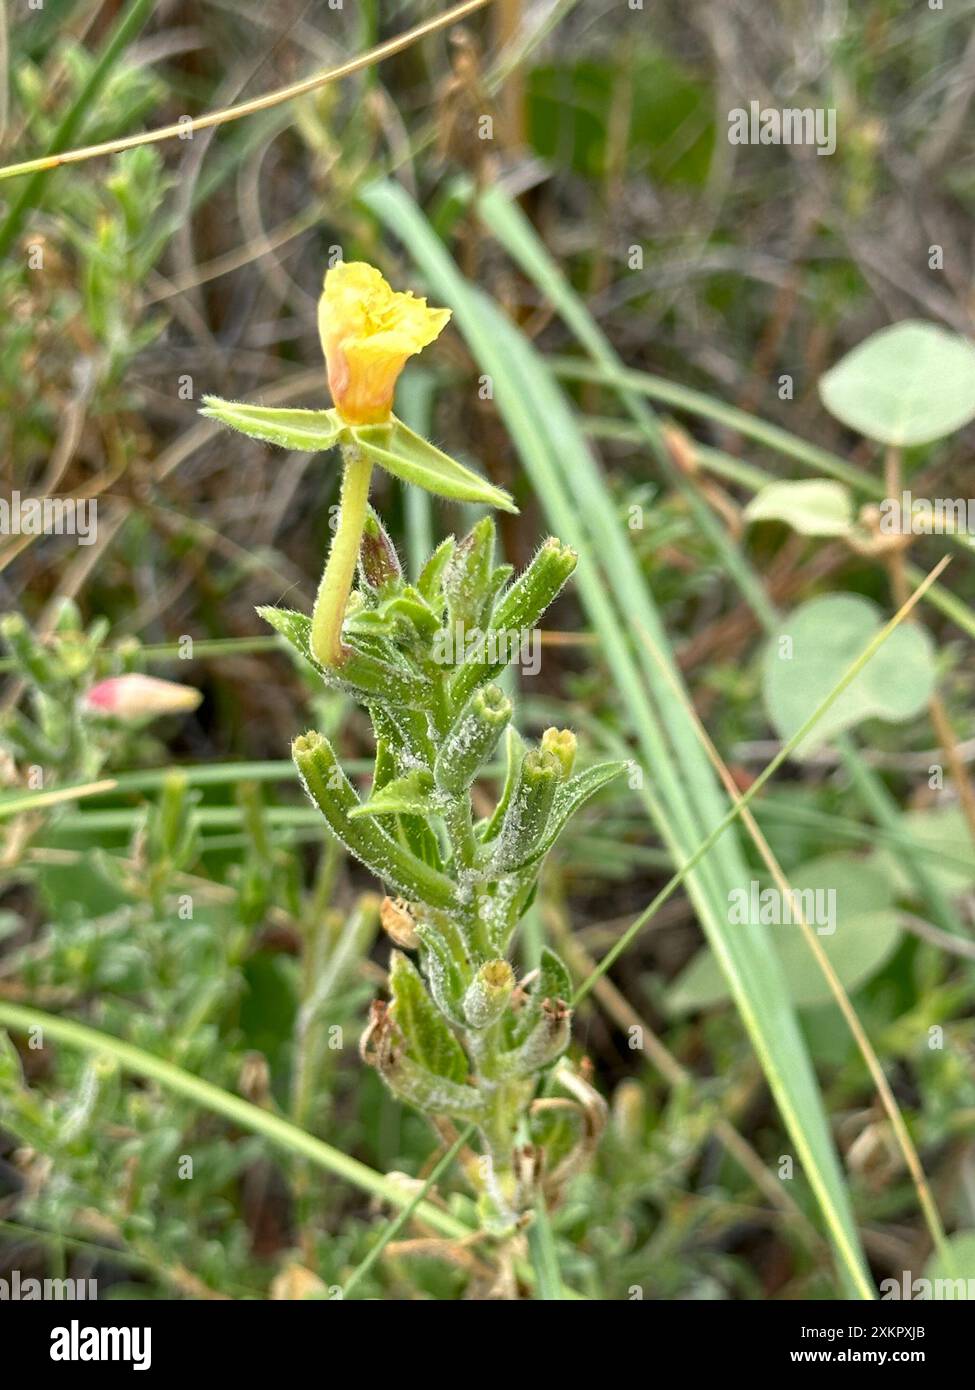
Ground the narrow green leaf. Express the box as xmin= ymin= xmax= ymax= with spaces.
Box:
xmin=527 ymin=1197 xmax=566 ymax=1301
xmin=389 ymin=951 xmax=468 ymax=1083
xmin=352 ymin=417 xmax=518 ymax=512
xmin=351 ymin=769 xmax=436 ymax=818
xmin=201 ymin=397 xmax=345 ymax=451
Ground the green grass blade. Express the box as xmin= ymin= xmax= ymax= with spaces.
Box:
xmin=527 ymin=1197 xmax=566 ymax=1301
xmin=342 ymin=1126 xmax=473 ymax=1299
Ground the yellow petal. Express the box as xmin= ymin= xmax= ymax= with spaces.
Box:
xmin=317 ymin=261 xmax=451 ymax=423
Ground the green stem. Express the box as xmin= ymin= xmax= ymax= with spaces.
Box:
xmin=311 ymin=445 xmax=373 ymax=667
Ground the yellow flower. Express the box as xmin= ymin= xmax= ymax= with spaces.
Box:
xmin=318 ymin=261 xmax=451 ymax=425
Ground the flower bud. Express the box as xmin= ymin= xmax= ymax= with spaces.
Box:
xmin=82 ymin=673 xmax=202 ymax=720
xmin=433 ymin=682 xmax=512 ymax=795
xmin=493 ymin=748 xmax=559 ymax=873
xmin=450 ymin=538 xmax=576 ymax=704
xmin=293 ymin=730 xmax=458 ymax=910
xmin=359 ymin=509 xmax=402 ymax=590
xmin=509 ymin=996 xmax=571 ymax=1075
xmin=540 ymin=727 xmax=576 ymax=780
xmin=463 ymin=959 xmax=515 ymax=1029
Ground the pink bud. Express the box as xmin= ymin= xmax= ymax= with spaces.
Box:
xmin=82 ymin=674 xmax=202 ymax=720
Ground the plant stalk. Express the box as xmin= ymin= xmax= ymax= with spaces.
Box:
xmin=311 ymin=445 xmax=374 ymax=667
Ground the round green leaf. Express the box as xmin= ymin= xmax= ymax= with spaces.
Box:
xmin=744 ymin=479 xmax=854 ymax=537
xmin=763 ymin=594 xmax=936 ymax=759
xmin=669 ymin=855 xmax=902 ymax=1013
xmin=872 ymin=805 xmax=975 ymax=900
xmin=819 ymin=321 xmax=975 ymax=446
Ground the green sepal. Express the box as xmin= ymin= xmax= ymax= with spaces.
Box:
xmin=200 ymin=397 xmax=345 ymax=452
xmin=350 ymin=768 xmax=436 ymax=819
xmin=351 ymin=416 xmax=517 ymax=513
xmin=389 ymin=950 xmax=468 ymax=1084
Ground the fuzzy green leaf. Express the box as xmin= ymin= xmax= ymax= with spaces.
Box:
xmin=417 ymin=535 xmax=456 ymax=600
xmin=257 ymin=606 xmax=429 ymax=707
xmin=352 ymin=417 xmax=518 ymax=513
xmin=351 ymin=769 xmax=436 ymax=819
xmin=201 ymin=397 xmax=346 ymax=451
xmin=389 ymin=950 xmax=468 ymax=1084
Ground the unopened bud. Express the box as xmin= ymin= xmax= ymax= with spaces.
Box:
xmin=510 ymin=996 xmax=571 ymax=1075
xmin=82 ymin=673 xmax=202 ymax=720
xmin=359 ymin=509 xmax=402 ymax=590
xmin=463 ymin=958 xmax=515 ymax=1028
xmin=434 ymin=682 xmax=512 ymax=795
xmin=540 ymin=727 xmax=576 ymax=780
xmin=493 ymin=748 xmax=559 ymax=871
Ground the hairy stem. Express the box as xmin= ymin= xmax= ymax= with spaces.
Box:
xmin=311 ymin=445 xmax=373 ymax=667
